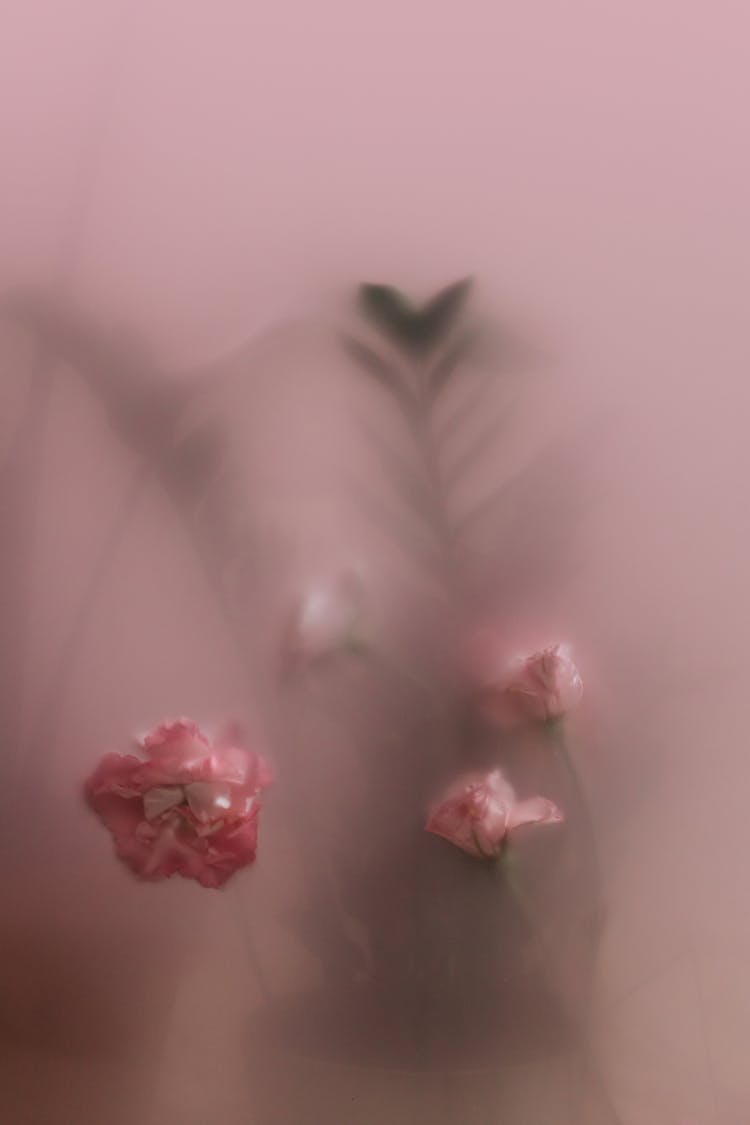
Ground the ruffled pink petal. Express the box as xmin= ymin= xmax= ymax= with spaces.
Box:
xmin=426 ymin=800 xmax=484 ymax=859
xmin=506 ymin=644 xmax=583 ymax=721
xmin=507 ymin=796 xmax=564 ymax=831
xmin=548 ymin=644 xmax=584 ymax=715
xmin=199 ymin=815 xmax=261 ymax=886
xmin=426 ymin=768 xmax=562 ymax=860
xmin=466 ymin=637 xmax=583 ymax=726
xmin=141 ymin=718 xmax=209 ymax=756
xmin=86 ymin=789 xmax=143 ymax=839
xmin=142 ymin=785 xmax=185 ymax=821
xmin=253 ymin=754 xmax=274 ymax=792
xmin=136 ymin=719 xmax=213 ymax=784
xmin=426 ymin=770 xmax=514 ymax=859
xmin=470 ymin=814 xmax=508 ymax=859
xmin=141 ymin=813 xmax=235 ymax=882
xmin=184 ymin=780 xmax=260 ymax=824
xmin=86 ymin=788 xmax=158 ymax=878
xmin=206 ymin=746 xmax=273 ymax=791
xmin=484 ymin=768 xmax=520 ymax=808
xmin=85 ymin=752 xmax=145 ymax=798
xmin=112 ymin=827 xmax=160 ymax=877
xmin=86 ymin=719 xmax=272 ymax=888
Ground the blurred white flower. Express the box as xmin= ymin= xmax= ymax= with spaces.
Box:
xmin=284 ymin=569 xmax=365 ymax=669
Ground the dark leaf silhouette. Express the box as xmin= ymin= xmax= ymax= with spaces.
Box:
xmin=434 ymin=377 xmax=493 ymax=447
xmin=413 ymin=276 xmax=473 ymax=351
xmin=443 ymin=405 xmax=515 ymax=492
xmin=341 ymin=333 xmax=418 ymax=424
xmin=340 ymin=333 xmax=397 ymax=384
xmin=358 ymin=277 xmax=472 ymax=355
xmin=357 ymin=284 xmax=415 ymax=346
xmin=356 ymin=414 xmax=435 ymax=523
xmin=428 ymin=328 xmax=477 ymax=397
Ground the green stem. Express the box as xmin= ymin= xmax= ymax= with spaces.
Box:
xmin=412 ymin=369 xmax=461 ymax=596
xmin=545 ymin=719 xmax=605 ymax=937
xmin=498 ymin=849 xmax=624 ymax=1124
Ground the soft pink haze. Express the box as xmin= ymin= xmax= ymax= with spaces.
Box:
xmin=2 ymin=2 xmax=750 ymax=1124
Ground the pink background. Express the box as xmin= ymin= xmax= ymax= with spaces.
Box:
xmin=2 ymin=2 xmax=750 ymax=1122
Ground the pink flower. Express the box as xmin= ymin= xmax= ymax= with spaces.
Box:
xmin=85 ymin=719 xmax=273 ymax=888
xmin=465 ymin=634 xmax=583 ymax=725
xmin=425 ymin=769 xmax=563 ymax=859
xmin=284 ymin=569 xmax=364 ymax=669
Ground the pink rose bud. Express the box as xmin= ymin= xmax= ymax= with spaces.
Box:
xmin=465 ymin=633 xmax=583 ymax=725
xmin=425 ymin=768 xmax=563 ymax=860
xmin=85 ymin=719 xmax=273 ymax=888
xmin=284 ymin=569 xmax=364 ymax=668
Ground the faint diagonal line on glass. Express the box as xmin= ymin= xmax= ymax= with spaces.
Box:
xmin=347 ymin=475 xmax=446 ymax=577
xmin=599 ymin=946 xmax=693 ymax=1013
xmin=690 ymin=946 xmax=721 ymax=1124
xmin=355 ymin=412 xmax=437 ymax=524
xmin=1 ymin=0 xmax=134 ymax=778
xmin=433 ymin=378 xmax=494 ymax=448
xmin=449 ymin=465 xmax=526 ymax=541
xmin=442 ymin=406 xmax=516 ymax=493
xmin=426 ymin=329 xmax=477 ymax=400
xmin=340 ymin=333 xmax=419 ymax=430
xmin=19 ymin=462 xmax=150 ymax=779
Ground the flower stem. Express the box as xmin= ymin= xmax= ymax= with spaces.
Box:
xmin=411 ymin=366 xmax=463 ymax=600
xmin=498 ymin=849 xmax=624 ymax=1124
xmin=544 ymin=719 xmax=605 ymax=939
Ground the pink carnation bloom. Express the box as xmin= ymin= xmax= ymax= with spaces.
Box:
xmin=426 ymin=768 xmax=563 ymax=860
xmin=466 ymin=633 xmax=583 ymax=725
xmin=85 ymin=719 xmax=273 ymax=888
